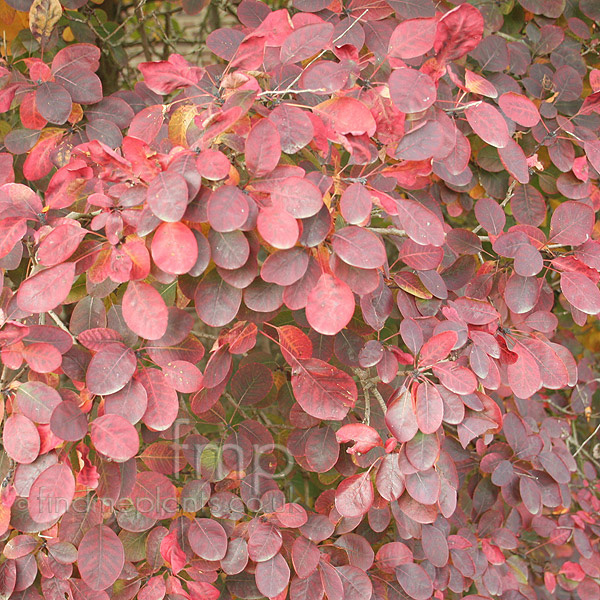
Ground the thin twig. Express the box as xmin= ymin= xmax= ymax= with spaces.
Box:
xmin=573 ymin=422 xmax=600 ymax=457
xmin=368 ymin=384 xmax=388 ymax=414
xmin=135 ymin=4 xmax=152 ymax=61
xmin=48 ymin=310 xmax=76 ymax=341
xmin=472 ymin=179 xmax=517 ymax=235
xmin=265 ymin=9 xmax=369 ymax=97
xmin=258 ymin=88 xmax=327 ymax=97
xmin=363 ymin=386 xmax=371 ymax=426
xmin=368 ymin=227 xmax=407 ymax=237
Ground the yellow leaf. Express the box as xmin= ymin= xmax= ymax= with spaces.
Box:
xmin=0 ymin=1 xmax=16 ymax=25
xmin=168 ymin=104 xmax=197 ymax=148
xmin=469 ymin=183 xmax=486 ymax=199
xmin=29 ymin=0 xmax=62 ymax=44
xmin=272 ymin=371 xmax=286 ymax=390
xmin=68 ymin=103 xmax=83 ymax=124
xmin=62 ymin=25 xmax=74 ymax=42
xmin=0 ymin=1 xmax=28 ymax=54
xmin=0 ymin=500 xmax=10 ymax=537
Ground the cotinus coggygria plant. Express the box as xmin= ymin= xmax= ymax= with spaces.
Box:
xmin=0 ymin=0 xmax=599 ymax=599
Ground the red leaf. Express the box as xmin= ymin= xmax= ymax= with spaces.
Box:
xmin=248 ymin=520 xmax=282 ymax=562
xmin=261 ymin=248 xmax=309 ymax=286
xmin=396 ymin=562 xmax=433 ymax=600
xmin=475 ymin=197 xmax=505 ymax=235
xmin=385 ymin=387 xmax=418 ymax=443
xmin=50 ymin=401 xmax=88 ymax=442
xmin=418 ymin=330 xmax=457 ymax=368
xmin=415 ymin=382 xmax=443 ymax=434
xmin=257 ymin=206 xmax=300 ymax=249
xmin=255 ymin=553 xmax=290 ymax=598
xmin=291 ymin=358 xmax=357 ymax=420
xmin=207 ymin=185 xmax=249 ymax=232
xmin=395 ymin=199 xmax=445 ymax=247
xmin=269 ymin=104 xmax=314 ymax=154
xmin=507 ymin=343 xmax=542 ymax=399
xmin=389 ymin=18 xmax=436 ymax=59
xmin=36 ymin=82 xmax=72 ymax=125
xmin=453 ymin=297 xmax=500 ymax=325
xmin=498 ymin=139 xmax=530 ymax=184
xmin=139 ymin=53 xmax=204 ymax=94
xmin=389 ymin=68 xmax=436 ymax=114
xmin=17 ymin=263 xmax=76 ymax=314
xmin=160 ymin=529 xmax=187 ymax=574
xmin=560 ymin=561 xmax=586 ymax=582
xmin=306 ymin=273 xmax=355 ymax=335
xmin=77 ymin=525 xmax=125 ymax=591
xmin=278 ymin=325 xmax=313 ymax=364
xmin=187 ymin=581 xmax=220 ymax=600
xmin=272 ymin=176 xmax=323 ymax=219
xmin=434 ymin=4 xmax=484 ymax=62
xmin=0 ymin=217 xmax=26 ymax=259
xmin=122 ymin=281 xmax=168 ymax=341
xmin=335 ymin=423 xmax=382 ymax=454
xmin=465 ymin=102 xmax=510 ymax=148
xmin=86 ymin=343 xmax=136 ymax=395
xmin=561 ymin=271 xmax=600 ymax=315
xmin=406 ymin=431 xmax=440 ymax=470
xmin=339 ymin=182 xmax=372 ymax=225
xmin=129 ymin=105 xmax=165 ymax=144
xmin=28 ymin=463 xmax=75 ymax=522
xmin=549 ymin=201 xmax=594 ymax=245
xmin=3 ymin=535 xmax=37 ymax=560
xmin=334 ymin=472 xmax=374 ymax=517
xmin=332 ymin=226 xmax=386 ymax=269
xmin=162 ymin=360 xmax=204 ymax=393
xmin=137 ymin=367 xmax=180 ymax=431
xmin=188 ymin=518 xmax=228 ymax=561
xmin=376 ymin=542 xmax=413 ymax=573
xmin=195 ymin=271 xmax=242 ymax=327
xmin=3 ymin=414 xmax=40 ymax=464
xmin=315 ymin=97 xmax=376 ymax=137
xmin=511 ymin=184 xmax=546 ymax=227
xmin=131 ymin=471 xmax=177 ymax=520
xmin=37 ymin=222 xmax=86 ymax=267
xmin=22 ymin=342 xmax=62 ymax=373
xmin=90 ymin=414 xmax=140 ymax=462
xmin=405 ymin=468 xmax=440 ymax=505
xmin=15 ymin=383 xmax=60 ymax=427
xmin=375 ymin=453 xmax=405 ymax=501
xmin=464 ymin=69 xmax=497 ymax=98
xmin=281 ymin=22 xmax=334 ymax=64
xmin=292 ymin=537 xmax=320 ymax=579
xmin=498 ymin=92 xmax=540 ymax=127
xmin=146 ymin=171 xmax=189 ymax=222
xmin=245 ymin=119 xmax=281 ymax=177
xmin=151 ymin=221 xmax=198 ymax=274
xmin=433 ymin=362 xmax=477 ymax=395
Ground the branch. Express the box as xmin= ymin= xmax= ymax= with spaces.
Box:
xmin=573 ymin=422 xmax=600 ymax=457
xmin=363 ymin=385 xmax=371 ymax=425
xmin=472 ymin=179 xmax=517 ymax=235
xmin=368 ymin=227 xmax=406 ymax=237
xmin=263 ymin=9 xmax=369 ymax=97
xmin=258 ymin=88 xmax=327 ymax=97
xmin=48 ymin=310 xmax=77 ymax=342
xmin=135 ymin=4 xmax=152 ymax=61
xmin=368 ymin=384 xmax=388 ymax=414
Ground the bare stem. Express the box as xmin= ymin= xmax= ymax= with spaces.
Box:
xmin=48 ymin=310 xmax=76 ymax=341
xmin=573 ymin=422 xmax=600 ymax=457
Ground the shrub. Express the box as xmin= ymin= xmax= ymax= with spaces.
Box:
xmin=0 ymin=0 xmax=600 ymax=599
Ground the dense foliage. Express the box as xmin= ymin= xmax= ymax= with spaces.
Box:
xmin=1 ymin=0 xmax=600 ymax=599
